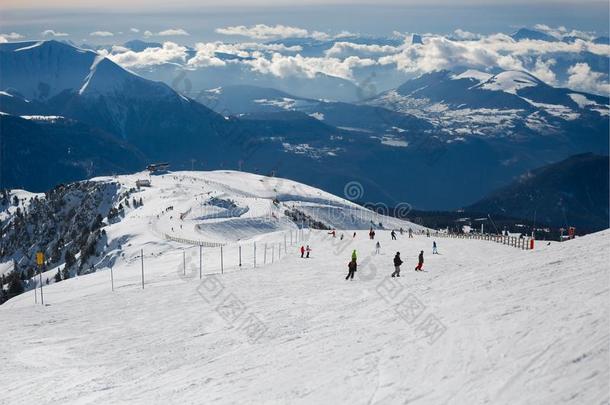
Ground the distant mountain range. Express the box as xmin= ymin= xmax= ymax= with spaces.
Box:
xmin=467 ymin=153 xmax=609 ymax=231
xmin=0 ymin=40 xmax=608 ymax=213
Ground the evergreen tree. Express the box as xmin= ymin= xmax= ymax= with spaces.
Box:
xmin=7 ymin=273 xmax=24 ymax=296
xmin=54 ymin=270 xmax=62 ymax=283
xmin=64 ymin=250 xmax=76 ymax=268
xmin=62 ymin=267 xmax=70 ymax=280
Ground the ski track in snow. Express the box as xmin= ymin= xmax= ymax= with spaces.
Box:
xmin=0 ymin=229 xmax=608 ymax=404
xmin=0 ymin=171 xmax=608 ymax=404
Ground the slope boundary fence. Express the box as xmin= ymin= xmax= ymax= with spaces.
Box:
xmin=436 ymin=232 xmax=534 ymax=250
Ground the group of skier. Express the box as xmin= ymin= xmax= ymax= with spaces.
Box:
xmin=298 ymin=227 xmax=436 ymax=280
xmin=345 ymin=228 xmax=434 ymax=280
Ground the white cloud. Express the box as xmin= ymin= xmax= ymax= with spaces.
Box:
xmin=215 ymin=24 xmax=337 ymax=41
xmin=106 ymin=41 xmax=188 ymax=68
xmin=90 ymin=31 xmax=114 ymax=37
xmin=567 ymin=63 xmax=610 ymax=95
xmin=533 ymin=24 xmax=594 ymax=41
xmin=244 ymin=52 xmax=376 ymax=80
xmin=325 ymin=41 xmax=402 ymax=58
xmin=157 ymin=28 xmax=190 ymax=36
xmin=187 ymin=43 xmax=228 ymax=68
xmin=130 ymin=28 xmax=140 ymax=33
xmin=531 ymin=58 xmax=556 ymax=85
xmin=41 ymin=29 xmax=69 ymax=37
xmin=0 ymin=32 xmax=24 ymax=42
xmin=453 ymin=29 xmax=481 ymax=40
xmin=143 ymin=28 xmax=190 ymax=37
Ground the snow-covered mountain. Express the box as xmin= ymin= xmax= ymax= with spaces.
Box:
xmin=368 ymin=69 xmax=609 ymax=141
xmin=0 ymin=170 xmax=422 ymax=290
xmin=0 ymin=40 xmax=226 ymax=152
xmin=467 ymin=153 xmax=610 ymax=231
xmin=1 ymin=41 xmax=607 ymax=211
xmin=198 ymin=84 xmax=433 ymax=134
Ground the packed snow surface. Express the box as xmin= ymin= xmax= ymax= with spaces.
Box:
xmin=0 ymin=171 xmax=607 ymax=404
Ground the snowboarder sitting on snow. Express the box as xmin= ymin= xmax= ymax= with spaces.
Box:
xmin=300 ymin=245 xmax=305 ymax=258
xmin=375 ymin=241 xmax=381 ymax=254
xmin=391 ymin=252 xmax=403 ymax=277
xmin=346 ymin=259 xmax=357 ymax=280
xmin=391 ymin=230 xmax=396 ymax=240
xmin=415 ymin=250 xmax=424 ymax=271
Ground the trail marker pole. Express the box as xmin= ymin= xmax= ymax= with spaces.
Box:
xmin=111 ymin=266 xmax=114 ymax=291
xmin=220 ymin=246 xmax=224 ymax=274
xmin=199 ymin=245 xmax=202 ymax=279
xmin=239 ymin=246 xmax=242 ymax=268
xmin=254 ymin=242 xmax=257 ymax=268
xmin=284 ymin=235 xmax=287 ymax=253
xmin=264 ymin=243 xmax=267 ymax=264
xmin=36 ymin=252 xmax=44 ymax=306
xmin=272 ymin=245 xmax=275 ymax=263
xmin=183 ymin=250 xmax=186 ymax=276
xmin=140 ymin=249 xmax=144 ymax=289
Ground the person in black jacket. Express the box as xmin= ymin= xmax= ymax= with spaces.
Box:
xmin=391 ymin=252 xmax=403 ymax=277
xmin=415 ymin=250 xmax=424 ymax=271
xmin=346 ymin=259 xmax=357 ymax=280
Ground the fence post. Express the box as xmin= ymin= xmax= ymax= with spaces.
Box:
xmin=221 ymin=246 xmax=224 ymax=274
xmin=264 ymin=243 xmax=267 ymax=264
xmin=140 ymin=249 xmax=144 ymax=289
xmin=111 ymin=266 xmax=114 ymax=291
xmin=199 ymin=244 xmax=202 ymax=279
xmin=239 ymin=245 xmax=242 ymax=267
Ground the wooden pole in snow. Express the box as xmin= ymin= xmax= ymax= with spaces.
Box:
xmin=140 ymin=249 xmax=144 ymax=289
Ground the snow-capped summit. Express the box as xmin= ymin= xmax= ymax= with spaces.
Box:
xmin=478 ymin=70 xmax=543 ymax=95
xmin=0 ymin=40 xmax=175 ymax=101
xmin=450 ymin=69 xmax=493 ymax=83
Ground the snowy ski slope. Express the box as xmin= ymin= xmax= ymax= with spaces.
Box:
xmin=0 ymin=171 xmax=608 ymax=404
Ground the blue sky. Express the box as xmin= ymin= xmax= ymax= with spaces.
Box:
xmin=1 ymin=2 xmax=608 ymax=44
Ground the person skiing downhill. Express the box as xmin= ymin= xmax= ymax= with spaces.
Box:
xmin=408 ymin=228 xmax=413 ymax=238
xmin=351 ymin=249 xmax=357 ymax=261
xmin=391 ymin=252 xmax=403 ymax=277
xmin=300 ymin=246 xmax=305 ymax=258
xmin=375 ymin=241 xmax=381 ymax=254
xmin=415 ymin=250 xmax=424 ymax=271
xmin=391 ymin=230 xmax=396 ymax=240
xmin=432 ymin=241 xmax=438 ymax=254
xmin=346 ymin=258 xmax=357 ymax=280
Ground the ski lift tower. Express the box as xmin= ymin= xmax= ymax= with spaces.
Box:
xmin=474 ymin=217 xmax=487 ymax=234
